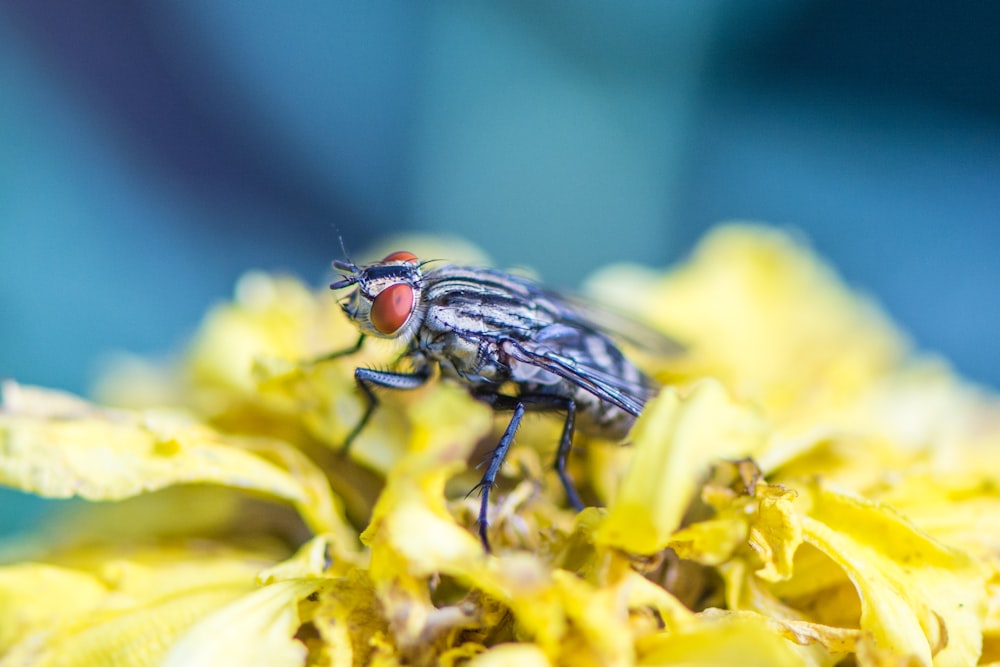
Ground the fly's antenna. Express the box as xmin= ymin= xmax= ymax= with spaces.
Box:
xmin=338 ymin=232 xmax=355 ymax=268
xmin=418 ymin=258 xmax=444 ymax=270
xmin=414 ymin=259 xmax=444 ymax=288
xmin=329 ymin=227 xmax=360 ymax=290
xmin=329 ymin=224 xmax=359 ymax=271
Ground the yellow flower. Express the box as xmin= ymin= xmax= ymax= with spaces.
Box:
xmin=1 ymin=224 xmax=998 ymax=665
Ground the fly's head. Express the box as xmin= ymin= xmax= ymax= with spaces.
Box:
xmin=330 ymin=250 xmax=425 ymax=342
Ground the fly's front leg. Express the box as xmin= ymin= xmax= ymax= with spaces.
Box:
xmin=342 ymin=365 xmax=431 ymax=455
xmin=305 ymin=333 xmax=366 ymax=367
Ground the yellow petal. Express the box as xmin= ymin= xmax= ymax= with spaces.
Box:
xmin=636 ymin=610 xmax=805 ymax=666
xmin=874 ymin=471 xmax=1000 ymax=561
xmin=465 ymin=643 xmax=551 ymax=667
xmin=310 ymin=569 xmax=388 ymax=667
xmin=718 ymin=566 xmax=861 ymax=660
xmin=586 ymin=224 xmax=907 ymax=425
xmin=0 ymin=383 xmax=347 ymax=536
xmin=3 ymin=586 xmax=251 ymax=667
xmin=801 ymin=486 xmax=986 ymax=666
xmin=668 ymin=462 xmax=801 ymax=582
xmin=0 ymin=547 xmax=268 ymax=667
xmin=258 ymin=533 xmax=361 ymax=584
xmin=667 ymin=517 xmax=748 ymax=567
xmin=0 ymin=563 xmax=107 ymax=654
xmin=595 ymin=379 xmax=768 ymax=554
xmin=187 ymin=272 xmax=351 ymax=398
xmin=162 ymin=579 xmax=325 ymax=667
xmin=745 ymin=483 xmax=802 ymax=582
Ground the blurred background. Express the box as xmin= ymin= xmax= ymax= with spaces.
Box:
xmin=2 ymin=1 xmax=999 ymax=534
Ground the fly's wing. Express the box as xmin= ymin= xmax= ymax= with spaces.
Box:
xmin=539 ymin=288 xmax=684 ymax=357
xmin=421 ymin=264 xmax=673 ymax=415
xmin=503 ymin=326 xmax=655 ymax=417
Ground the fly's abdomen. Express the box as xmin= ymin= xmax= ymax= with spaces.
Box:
xmin=416 ymin=272 xmax=552 ymax=386
xmin=571 ymin=382 xmax=639 ymax=440
xmin=515 ymin=330 xmax=652 ymax=441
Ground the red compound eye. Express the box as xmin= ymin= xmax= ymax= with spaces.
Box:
xmin=381 ymin=250 xmax=418 ymax=263
xmin=370 ymin=283 xmax=414 ymax=335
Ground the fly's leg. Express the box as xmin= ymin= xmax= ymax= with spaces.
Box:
xmin=471 ymin=401 xmax=526 ymax=552
xmin=258 ymin=335 xmax=364 ymax=386
xmin=552 ymin=398 xmax=584 ymax=511
xmin=291 ymin=333 xmax=371 ymax=452
xmin=341 ymin=369 xmax=377 ymax=455
xmin=304 ymin=334 xmax=366 ymax=367
xmin=472 ymin=393 xmax=583 ymax=551
xmin=302 ymin=334 xmax=429 ymax=454
xmin=341 ymin=366 xmax=431 ymax=455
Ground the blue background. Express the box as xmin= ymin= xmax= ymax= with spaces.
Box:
xmin=2 ymin=1 xmax=999 ymax=536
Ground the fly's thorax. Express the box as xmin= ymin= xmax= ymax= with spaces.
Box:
xmin=413 ymin=267 xmax=560 ymax=386
xmin=414 ymin=308 xmax=512 ymax=388
xmin=418 ymin=266 xmax=560 ymax=340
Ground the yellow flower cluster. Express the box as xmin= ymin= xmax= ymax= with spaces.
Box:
xmin=2 ymin=225 xmax=999 ymax=666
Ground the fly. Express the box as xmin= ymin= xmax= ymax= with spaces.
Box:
xmin=326 ymin=248 xmax=674 ymax=551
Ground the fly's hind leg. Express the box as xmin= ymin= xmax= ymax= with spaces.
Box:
xmin=551 ymin=398 xmax=584 ymax=511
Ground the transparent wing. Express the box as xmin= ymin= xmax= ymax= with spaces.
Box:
xmin=541 ymin=289 xmax=684 ymax=357
xmin=448 ymin=265 xmax=682 ymax=357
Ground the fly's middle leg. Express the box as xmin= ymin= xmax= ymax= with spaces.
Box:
xmin=471 ymin=400 xmax=526 ymax=552
xmin=473 ymin=392 xmax=583 ymax=551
